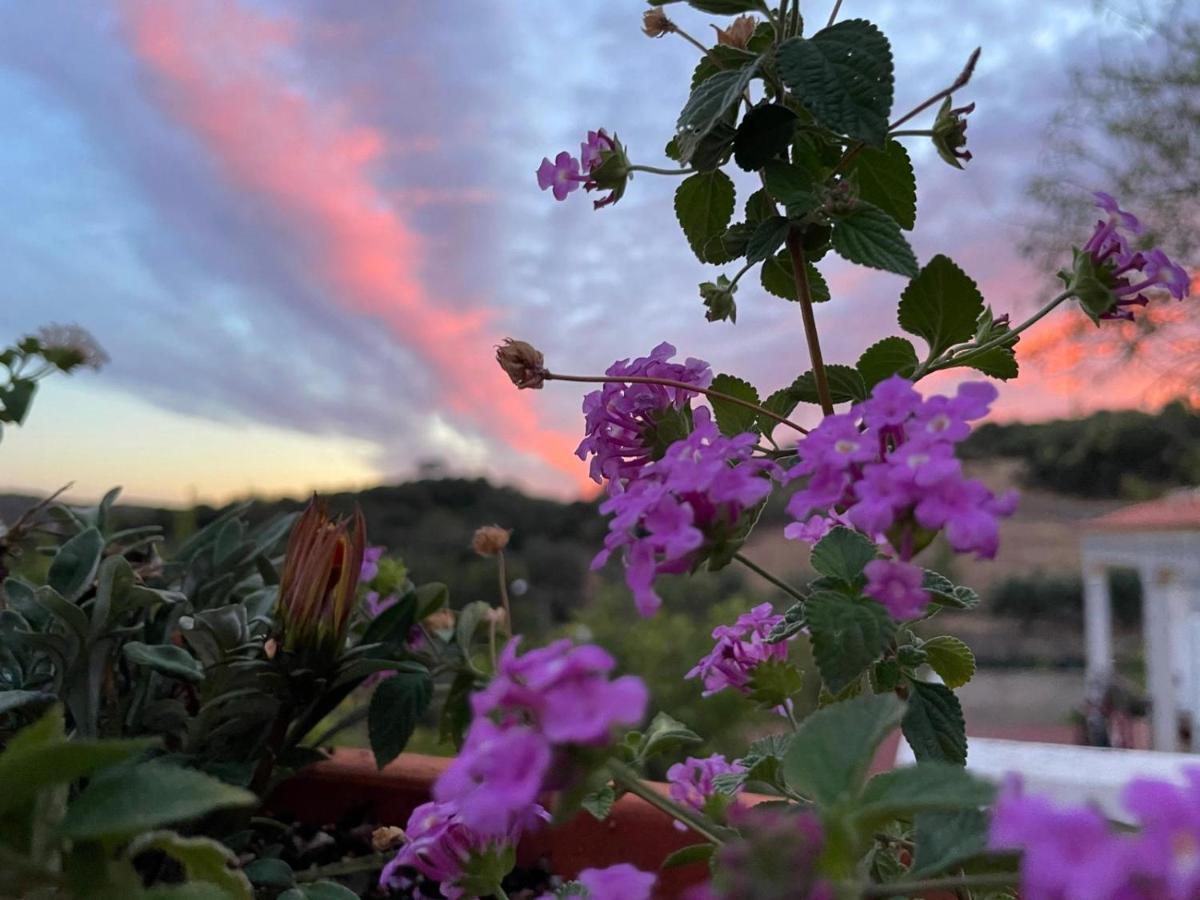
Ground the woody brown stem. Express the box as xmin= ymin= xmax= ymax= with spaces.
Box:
xmin=785 ymin=230 xmax=835 ymax=416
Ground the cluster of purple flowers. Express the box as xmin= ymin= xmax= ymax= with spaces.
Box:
xmin=541 ymin=864 xmax=657 ymax=900
xmin=383 ymin=639 xmax=647 ymax=896
xmin=991 ymin=769 xmax=1200 ymax=899
xmin=1079 ymin=192 xmax=1190 ymax=321
xmin=593 ymin=407 xmax=780 ymax=616
xmin=577 ymin=342 xmax=712 ymax=488
xmin=360 ymin=545 xmax=384 ymax=583
xmin=667 ymin=754 xmax=744 ymax=831
xmin=687 ymin=604 xmax=790 ymax=703
xmin=784 ymin=375 xmax=1017 ymax=619
xmin=536 ymin=129 xmax=626 ymax=208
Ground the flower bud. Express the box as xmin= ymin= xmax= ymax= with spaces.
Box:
xmin=472 ymin=525 xmax=511 ymax=557
xmin=932 ymin=96 xmax=975 ymax=169
xmin=495 ymin=338 xmax=547 ymax=390
xmin=713 ymin=15 xmax=756 ymax=49
xmin=700 ymin=275 xmax=738 ymax=323
xmin=642 ymin=8 xmax=674 ymax=38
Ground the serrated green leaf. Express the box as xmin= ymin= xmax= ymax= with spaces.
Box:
xmin=708 ymin=373 xmax=761 ymax=436
xmin=922 ymin=570 xmax=980 ymax=610
xmin=734 ymin=104 xmax=798 ymax=171
xmin=368 ymin=667 xmax=434 ymax=768
xmin=856 ymin=337 xmax=919 ymax=389
xmin=832 ymin=204 xmax=918 ymax=277
xmin=689 ymin=46 xmax=759 ymax=90
xmin=922 ymin=636 xmax=976 ymax=688
xmin=0 ymin=378 xmax=37 ymax=425
xmin=806 ymin=591 xmax=895 ymax=694
xmin=902 ymin=680 xmax=967 ymax=765
xmin=761 ymin=160 xmax=818 ymax=213
xmin=661 ymin=842 xmax=715 ymax=869
xmin=786 ymin=364 xmax=866 ymax=405
xmin=675 ymin=170 xmax=736 ymax=260
xmin=849 ymin=140 xmax=916 ymax=230
xmin=676 ymin=64 xmax=759 ymax=164
xmin=810 ymin=527 xmax=879 ymax=586
xmin=747 ymin=657 xmax=804 ymax=708
xmin=966 ymin=346 xmax=1019 ymax=380
xmin=123 ymin=642 xmax=205 ymax=685
xmin=761 ymin=250 xmax=831 ymax=303
xmin=639 ymin=711 xmax=704 ymax=760
xmin=910 ymin=809 xmax=991 ymax=878
xmin=857 ymin=762 xmax=995 ymax=827
xmin=758 ymin=386 xmax=800 ymax=436
xmin=898 ymin=254 xmax=985 ymax=358
xmin=781 ymin=694 xmax=903 ymax=806
xmin=128 ymin=831 xmax=252 ymax=900
xmin=59 ymin=761 xmax=255 ymax=840
xmin=744 ymin=188 xmax=777 ymax=224
xmin=777 ymin=20 xmax=894 ymax=145
xmin=702 ymin=222 xmax=754 ymax=265
xmin=581 ymin=783 xmax=615 ymax=821
xmin=745 ymin=216 xmax=790 ymax=265
xmin=47 ymin=526 xmax=104 ymax=603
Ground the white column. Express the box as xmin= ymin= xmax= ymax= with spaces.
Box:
xmin=1168 ymin=572 xmax=1200 ymax=750
xmin=1083 ymin=564 xmax=1113 ymax=685
xmin=1142 ymin=565 xmax=1181 ymax=752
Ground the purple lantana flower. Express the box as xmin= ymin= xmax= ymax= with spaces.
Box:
xmin=577 ymin=342 xmax=713 ymax=489
xmin=539 ymin=864 xmax=657 ymax=900
xmin=360 ymin=545 xmax=384 ymax=583
xmin=784 ymin=376 xmax=1017 ymax=619
xmin=593 ymin=407 xmax=780 ymax=616
xmin=1069 ymin=192 xmax=1191 ymax=322
xmin=687 ymin=603 xmax=790 ymax=706
xmin=537 ymin=151 xmax=582 ymax=201
xmin=537 ymin=129 xmax=630 ymax=207
xmin=667 ymin=754 xmax=744 ymax=830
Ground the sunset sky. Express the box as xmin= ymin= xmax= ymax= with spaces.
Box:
xmin=0 ymin=1 xmax=1171 ymax=505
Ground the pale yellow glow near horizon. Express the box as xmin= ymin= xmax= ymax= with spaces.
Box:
xmin=0 ymin=380 xmax=383 ymax=508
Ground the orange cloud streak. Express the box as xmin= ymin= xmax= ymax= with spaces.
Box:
xmin=120 ymin=0 xmax=588 ymax=491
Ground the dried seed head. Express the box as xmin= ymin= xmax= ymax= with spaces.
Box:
xmin=472 ymin=525 xmax=511 ymax=557
xmin=642 ymin=8 xmax=675 ymax=37
xmin=495 ymin=338 xmax=547 ymax=390
xmin=371 ymin=826 xmax=407 ymax=852
xmin=713 ymin=15 xmax=756 ymax=49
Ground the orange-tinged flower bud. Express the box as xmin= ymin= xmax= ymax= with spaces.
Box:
xmin=276 ymin=496 xmax=366 ymax=667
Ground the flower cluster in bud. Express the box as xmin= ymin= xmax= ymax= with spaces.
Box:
xmin=577 ymin=342 xmax=713 ymax=489
xmin=594 ymin=407 xmax=780 ymax=616
xmin=784 ymin=376 xmax=1016 ymax=619
xmin=931 ymin=96 xmax=974 ymax=168
xmin=667 ymin=754 xmax=744 ymax=830
xmin=990 ymin=769 xmax=1200 ymax=900
xmin=1065 ymin=192 xmax=1191 ymax=323
xmin=536 ymin=129 xmax=630 ymax=208
xmin=275 ymin=497 xmax=366 ymax=667
xmin=687 ymin=604 xmax=790 ymax=704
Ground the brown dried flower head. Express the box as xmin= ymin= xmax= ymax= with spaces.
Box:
xmin=495 ymin=338 xmax=547 ymax=390
xmin=714 ymin=15 xmax=756 ymax=49
xmin=642 ymin=8 xmax=675 ymax=38
xmin=371 ymin=826 xmax=407 ymax=852
xmin=472 ymin=525 xmax=511 ymax=557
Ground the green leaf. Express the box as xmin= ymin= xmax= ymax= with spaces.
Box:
xmin=361 ymin=590 xmax=417 ymax=648
xmin=745 ymin=216 xmax=790 ymax=265
xmin=47 ymin=526 xmax=104 ymax=603
xmin=279 ymin=883 xmax=361 ymax=900
xmin=856 ymin=337 xmax=919 ymax=389
xmin=675 ymin=170 xmax=737 ymax=260
xmin=0 ymin=690 xmax=56 ymax=716
xmin=123 ymin=642 xmax=205 ymax=684
xmin=857 ymin=762 xmax=995 ymax=827
xmin=744 ymin=188 xmax=776 ymax=224
xmin=786 ymin=364 xmax=866 ymax=405
xmin=734 ymin=104 xmax=798 ymax=172
xmin=639 ymin=711 xmax=703 ymax=760
xmin=581 ymin=783 xmax=615 ymax=821
xmin=58 ymin=761 xmax=255 ymax=841
xmin=966 ymin=346 xmax=1019 ymax=380
xmin=454 ymin=600 xmax=492 ymax=654
xmin=777 ymin=20 xmax=894 ymax=145
xmin=415 ymin=582 xmax=449 ymax=619
xmin=922 ymin=636 xmax=976 ymax=689
xmin=781 ymin=694 xmax=903 ymax=807
xmin=682 ymin=0 xmax=765 ymax=13
xmin=758 ymin=386 xmax=800 ymax=436
xmin=128 ymin=831 xmax=252 ymax=900
xmin=439 ymin=668 xmax=482 ymax=750
xmin=0 ymin=378 xmax=37 ymax=424
xmin=810 ymin=527 xmax=879 ymax=587
xmin=35 ymin=585 xmax=89 ymax=643
xmin=661 ymin=843 xmax=716 ymax=869
xmin=701 ymin=222 xmax=754 ymax=265
xmin=243 ymin=858 xmax=294 ymax=888
xmin=675 ymin=64 xmax=759 ymax=165
xmin=0 ymin=739 xmax=157 ymax=817
xmin=898 ymin=254 xmax=985 ymax=359
xmin=761 ymin=251 xmax=831 ymax=302
xmin=761 ymin=160 xmax=818 ymax=213
xmin=832 ymin=205 xmax=918 ymax=277
xmin=708 ymin=373 xmax=761 ymax=436
xmin=848 ymin=140 xmax=916 ymax=230
xmin=93 ymin=555 xmax=135 ymax=635
xmin=368 ymin=668 xmax=434 ymax=768
xmin=806 ymin=591 xmax=895 ymax=695
xmin=923 ymin=570 xmax=980 ymax=610
xmin=902 ymin=680 xmax=967 ymax=765
xmin=910 ymin=809 xmax=991 ymax=878
xmin=747 ymin=658 xmax=804 ymax=709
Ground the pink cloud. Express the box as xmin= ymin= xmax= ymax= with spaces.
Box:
xmin=120 ymin=0 xmax=588 ymax=490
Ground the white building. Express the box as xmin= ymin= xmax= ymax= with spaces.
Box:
xmin=1081 ymin=490 xmax=1200 ymax=751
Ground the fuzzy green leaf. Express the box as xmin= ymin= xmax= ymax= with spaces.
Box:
xmin=786 ymin=364 xmax=866 ymax=405
xmin=902 ymin=680 xmax=967 ymax=765
xmin=922 ymin=636 xmax=976 ymax=689
xmin=856 ymin=336 xmax=919 ymax=389
xmin=123 ymin=642 xmax=205 ymax=685
xmin=810 ymin=527 xmax=879 ymax=587
xmin=47 ymin=526 xmax=104 ymax=603
xmin=898 ymin=254 xmax=986 ymax=358
xmin=675 ymin=170 xmax=737 ymax=260
xmin=832 ymin=204 xmax=918 ymax=277
xmin=806 ymin=591 xmax=895 ymax=695
xmin=848 ymin=140 xmax=916 ymax=229
xmin=760 ymin=251 xmax=831 ymax=302
xmin=676 ymin=64 xmax=759 ymax=164
xmin=745 ymin=216 xmax=790 ymax=265
xmin=368 ymin=667 xmax=434 ymax=768
xmin=857 ymin=762 xmax=995 ymax=827
xmin=734 ymin=104 xmax=799 ymax=171
xmin=708 ymin=373 xmax=761 ymax=436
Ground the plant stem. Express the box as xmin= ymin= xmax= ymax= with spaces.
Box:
xmin=826 ymin=0 xmax=844 ymax=28
xmin=495 ymin=550 xmax=512 ymax=629
xmin=493 ymin=888 xmax=512 ymax=900
xmin=544 ymin=372 xmax=808 ymax=435
xmin=294 ymin=851 xmax=393 ymax=883
xmin=860 ymin=871 xmax=1018 ymax=897
xmin=628 ymin=164 xmax=695 ymax=176
xmin=888 ymin=129 xmax=935 ymax=137
xmin=889 ymin=47 xmax=981 ymax=131
xmin=733 ymin=552 xmax=807 ymax=604
xmin=673 ymin=26 xmax=713 ymax=56
xmin=307 ymin=705 xmax=369 ymax=749
xmin=784 ymin=230 xmax=835 ymax=416
xmin=607 ymin=759 xmax=727 ymax=845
